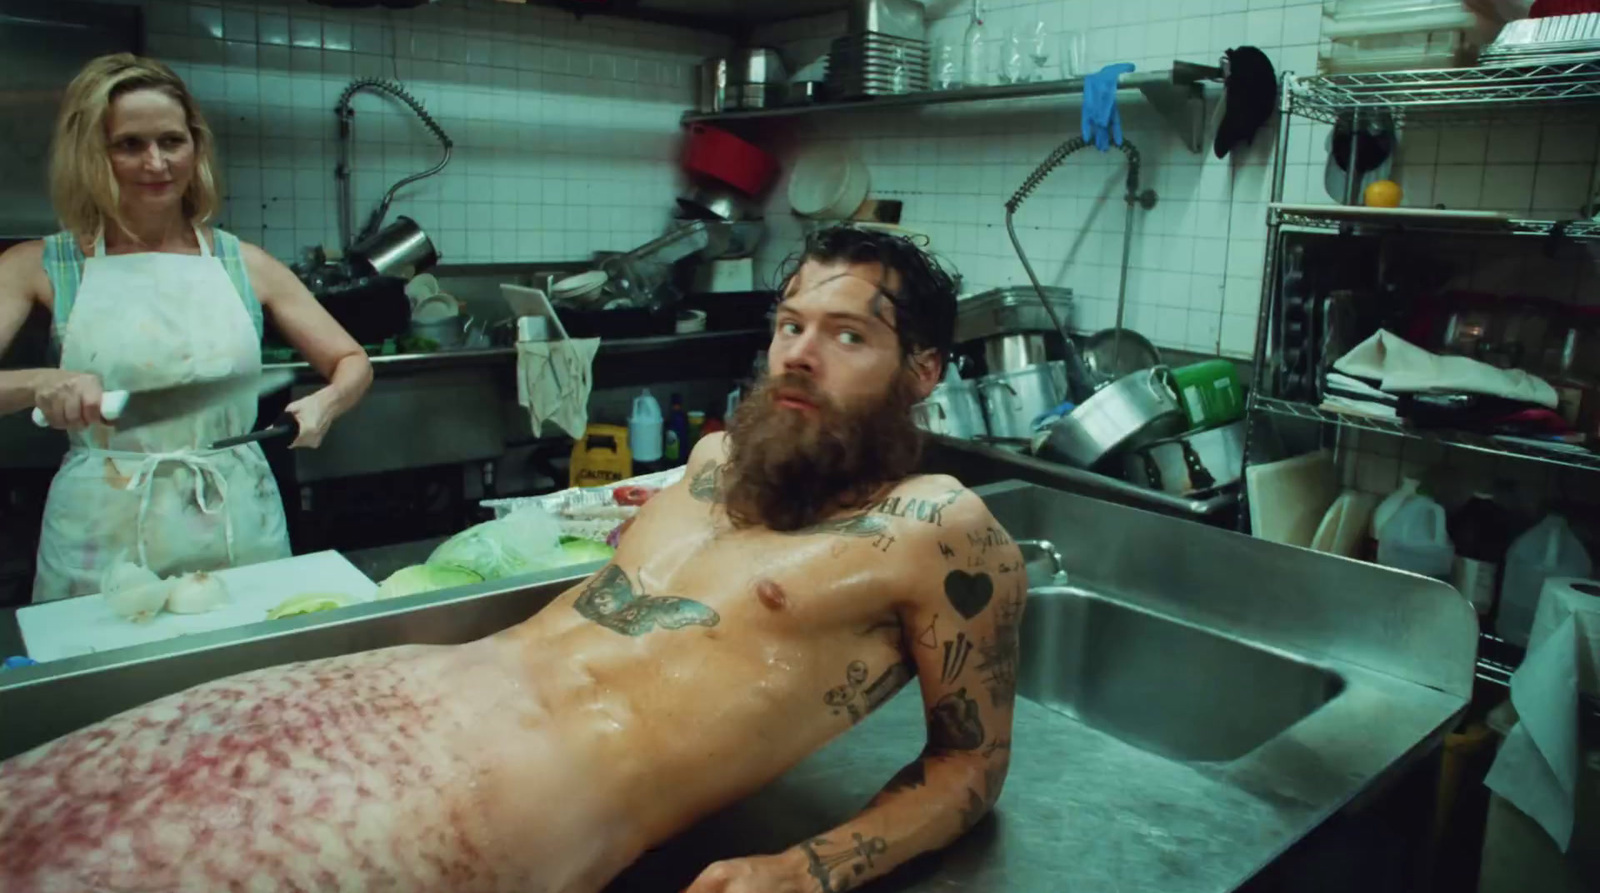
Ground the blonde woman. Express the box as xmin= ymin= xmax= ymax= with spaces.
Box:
xmin=0 ymin=54 xmax=372 ymax=601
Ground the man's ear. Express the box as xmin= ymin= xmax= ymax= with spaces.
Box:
xmin=908 ymin=349 xmax=942 ymax=399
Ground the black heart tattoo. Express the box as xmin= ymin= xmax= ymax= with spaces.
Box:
xmin=944 ymin=570 xmax=994 ymax=619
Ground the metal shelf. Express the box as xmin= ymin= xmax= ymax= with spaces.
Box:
xmin=1274 ymin=207 xmax=1600 ymax=240
xmin=1254 ymin=397 xmax=1600 ymax=473
xmin=685 ymin=62 xmax=1223 ymax=153
xmin=1288 ymin=51 xmax=1600 ymax=123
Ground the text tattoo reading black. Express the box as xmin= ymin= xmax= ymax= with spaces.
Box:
xmin=572 ymin=565 xmax=721 ymax=637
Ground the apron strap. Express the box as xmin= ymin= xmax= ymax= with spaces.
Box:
xmin=123 ymin=450 xmax=236 ymax=570
xmin=91 ymin=225 xmax=213 ymax=258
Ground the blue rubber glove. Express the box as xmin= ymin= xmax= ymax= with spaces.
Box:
xmin=1082 ymin=63 xmax=1137 ymax=151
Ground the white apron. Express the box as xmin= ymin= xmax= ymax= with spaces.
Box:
xmin=32 ymin=226 xmax=291 ymax=602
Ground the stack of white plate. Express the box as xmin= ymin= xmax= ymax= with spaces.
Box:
xmin=825 ymin=31 xmax=930 ymax=98
xmin=1480 ymin=13 xmax=1600 ymax=63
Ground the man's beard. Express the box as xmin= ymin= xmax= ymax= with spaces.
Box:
xmin=722 ymin=370 xmax=924 ymax=532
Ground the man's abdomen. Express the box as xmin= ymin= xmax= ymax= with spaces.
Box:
xmin=0 ymin=646 xmax=524 ymax=893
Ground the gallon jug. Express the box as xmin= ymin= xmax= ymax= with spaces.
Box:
xmin=1376 ymin=493 xmax=1455 ymax=580
xmin=570 ymin=424 xmax=632 ymax=489
xmin=1497 ymin=514 xmax=1594 ymax=647
xmin=629 ymin=391 xmax=663 ymax=463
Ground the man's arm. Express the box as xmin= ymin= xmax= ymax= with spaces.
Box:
xmin=684 ymin=488 xmax=1025 ymax=893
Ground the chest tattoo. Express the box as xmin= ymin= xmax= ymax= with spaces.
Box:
xmin=572 ymin=565 xmax=720 ymax=637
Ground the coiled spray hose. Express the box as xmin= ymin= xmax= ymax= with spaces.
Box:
xmin=335 ymin=78 xmax=454 ymax=249
xmin=1004 ymin=137 xmax=1145 ymax=403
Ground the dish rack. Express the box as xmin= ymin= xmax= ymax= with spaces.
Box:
xmin=481 ymin=467 xmax=687 ymax=541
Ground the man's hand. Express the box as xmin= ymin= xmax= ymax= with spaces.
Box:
xmin=681 ymin=853 xmax=807 ymax=893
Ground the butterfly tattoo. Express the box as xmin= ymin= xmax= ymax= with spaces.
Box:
xmin=573 ymin=565 xmax=721 ymax=637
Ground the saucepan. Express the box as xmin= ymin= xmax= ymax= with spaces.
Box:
xmin=1035 ymin=366 xmax=1187 ymax=469
xmin=1122 ymin=419 xmax=1247 ymax=496
xmin=913 ymin=375 xmax=987 ymax=440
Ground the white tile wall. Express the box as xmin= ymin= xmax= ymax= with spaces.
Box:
xmin=750 ymin=0 xmax=1327 ymax=358
xmin=136 ymin=0 xmax=725 ymax=263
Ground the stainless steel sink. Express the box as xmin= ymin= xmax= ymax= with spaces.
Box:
xmin=1018 ymin=586 xmax=1345 ymax=762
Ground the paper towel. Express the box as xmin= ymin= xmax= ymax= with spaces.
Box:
xmin=1486 ymin=577 xmax=1600 ymax=851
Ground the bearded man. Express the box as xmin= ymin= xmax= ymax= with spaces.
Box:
xmin=0 ymin=227 xmax=1025 ymax=893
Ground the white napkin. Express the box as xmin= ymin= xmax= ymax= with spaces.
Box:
xmin=1486 ymin=577 xmax=1600 ymax=851
xmin=517 ymin=337 xmax=601 ymax=440
xmin=1333 ymin=330 xmax=1559 ymax=409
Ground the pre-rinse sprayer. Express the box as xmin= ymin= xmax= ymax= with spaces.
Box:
xmin=1005 ymin=137 xmax=1155 ymax=403
xmin=335 ymin=78 xmax=454 ymax=251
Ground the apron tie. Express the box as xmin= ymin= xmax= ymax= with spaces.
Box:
xmin=123 ymin=449 xmax=235 ymax=569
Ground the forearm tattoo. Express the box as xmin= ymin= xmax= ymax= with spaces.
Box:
xmin=799 ymin=833 xmax=889 ymax=893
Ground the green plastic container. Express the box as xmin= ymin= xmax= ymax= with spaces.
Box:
xmin=1171 ymin=359 xmax=1244 ymax=429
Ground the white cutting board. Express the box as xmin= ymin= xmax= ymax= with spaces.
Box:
xmin=17 ymin=551 xmax=376 ymax=663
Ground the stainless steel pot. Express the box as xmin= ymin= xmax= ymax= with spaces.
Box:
xmin=977 ymin=363 xmax=1062 ymax=441
xmin=1037 ymin=367 xmax=1187 ymax=469
xmin=349 ymin=216 xmax=438 ymax=278
xmin=914 ymin=377 xmax=987 ymax=439
xmin=983 ymin=333 xmax=1049 ymax=374
xmin=1123 ymin=419 xmax=1247 ymax=495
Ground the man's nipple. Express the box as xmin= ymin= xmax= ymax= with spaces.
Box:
xmin=756 ymin=579 xmax=788 ymax=611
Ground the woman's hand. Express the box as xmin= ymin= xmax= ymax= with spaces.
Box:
xmin=680 ymin=854 xmax=808 ymax=893
xmin=33 ymin=370 xmax=105 ymax=430
xmin=284 ymin=392 xmax=333 ymax=449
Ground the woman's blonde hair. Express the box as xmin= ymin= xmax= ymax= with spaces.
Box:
xmin=49 ymin=53 xmax=220 ymax=242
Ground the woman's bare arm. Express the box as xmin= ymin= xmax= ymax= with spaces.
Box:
xmin=242 ymin=242 xmax=372 ymax=448
xmin=0 ymin=241 xmax=105 ymax=425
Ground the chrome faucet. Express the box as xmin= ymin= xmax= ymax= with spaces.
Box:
xmin=1016 ymin=539 xmax=1066 ymax=584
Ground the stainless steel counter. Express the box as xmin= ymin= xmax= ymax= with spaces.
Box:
xmin=0 ymin=481 xmax=1477 ymax=892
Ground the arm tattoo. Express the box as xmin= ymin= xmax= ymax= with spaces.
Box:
xmin=943 ymin=570 xmax=994 ymax=619
xmin=975 ymin=589 xmax=1023 ymax=707
xmin=824 ymin=660 xmax=913 ymax=723
xmin=927 ymin=688 xmax=985 ymax=752
xmin=688 ymin=462 xmax=723 ymax=503
xmin=572 ymin=565 xmax=720 ymax=636
xmin=800 ymin=834 xmax=889 ymax=893
xmin=868 ymin=759 xmax=928 ymax=806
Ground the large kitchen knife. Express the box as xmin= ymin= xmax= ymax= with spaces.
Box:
xmin=30 ymin=370 xmax=295 ymax=432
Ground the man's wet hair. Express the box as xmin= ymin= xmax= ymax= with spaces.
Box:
xmin=774 ymin=226 xmax=959 ymax=365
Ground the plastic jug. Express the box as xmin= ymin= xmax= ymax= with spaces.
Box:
xmin=629 ymin=390 xmax=663 ymax=463
xmin=1497 ymin=514 xmax=1594 ymax=647
xmin=1376 ymin=493 xmax=1455 ymax=580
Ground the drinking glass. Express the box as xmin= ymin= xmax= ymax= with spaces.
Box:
xmin=1028 ymin=21 xmax=1055 ymax=82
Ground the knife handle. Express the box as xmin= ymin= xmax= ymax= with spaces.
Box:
xmin=30 ymin=390 xmax=129 ymax=428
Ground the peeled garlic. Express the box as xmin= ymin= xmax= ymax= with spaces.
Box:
xmin=164 ymin=571 xmax=230 ymax=614
xmin=100 ymin=561 xmax=170 ymax=623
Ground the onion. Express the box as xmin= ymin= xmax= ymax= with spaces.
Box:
xmin=164 ymin=571 xmax=230 ymax=614
xmin=100 ymin=561 xmax=170 ymax=623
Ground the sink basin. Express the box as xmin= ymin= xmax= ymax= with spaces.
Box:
xmin=1019 ymin=585 xmax=1346 ymax=762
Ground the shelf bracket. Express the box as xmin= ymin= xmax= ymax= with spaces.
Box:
xmin=1137 ymin=79 xmax=1211 ymax=154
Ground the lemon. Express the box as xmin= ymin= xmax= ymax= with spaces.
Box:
xmin=1364 ymin=179 xmax=1403 ymax=208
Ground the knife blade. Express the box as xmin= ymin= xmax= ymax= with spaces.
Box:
xmin=31 ymin=370 xmax=295 ymax=431
xmin=209 ymin=412 xmax=299 ymax=450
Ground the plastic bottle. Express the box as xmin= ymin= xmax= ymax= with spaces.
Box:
xmin=1371 ymin=477 xmax=1422 ymax=540
xmin=1376 ymin=493 xmax=1455 ymax=580
xmin=962 ymin=0 xmax=987 ymax=89
xmin=663 ymin=393 xmax=690 ymax=465
xmin=1448 ymin=493 xmax=1515 ymax=616
xmin=628 ymin=390 xmax=663 ymax=464
xmin=1497 ymin=514 xmax=1594 ymax=647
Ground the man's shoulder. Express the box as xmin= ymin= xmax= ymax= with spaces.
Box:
xmin=870 ymin=475 xmax=998 ymax=539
